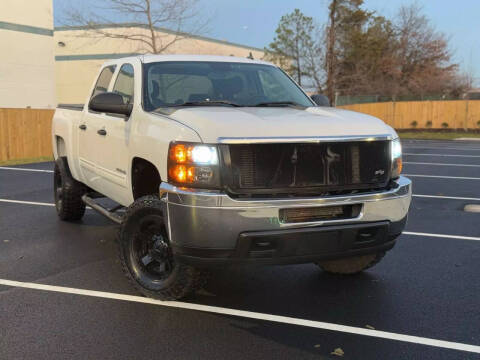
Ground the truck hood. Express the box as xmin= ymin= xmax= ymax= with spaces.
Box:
xmin=156 ymin=106 xmax=395 ymax=143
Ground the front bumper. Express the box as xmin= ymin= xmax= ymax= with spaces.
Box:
xmin=160 ymin=176 xmax=412 ymax=265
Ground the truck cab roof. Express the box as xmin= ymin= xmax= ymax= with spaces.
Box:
xmin=101 ymin=54 xmax=274 ymax=67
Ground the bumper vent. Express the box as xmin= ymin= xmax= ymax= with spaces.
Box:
xmin=279 ymin=204 xmax=362 ymax=223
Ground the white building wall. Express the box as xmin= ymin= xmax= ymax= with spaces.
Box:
xmin=54 ymin=26 xmax=265 ymax=104
xmin=0 ymin=0 xmax=56 ymax=108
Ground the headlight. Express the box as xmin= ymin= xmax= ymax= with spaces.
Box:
xmin=168 ymin=142 xmax=220 ymax=188
xmin=391 ymin=138 xmax=402 ymax=179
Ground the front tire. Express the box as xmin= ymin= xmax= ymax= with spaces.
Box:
xmin=316 ymin=252 xmax=385 ymax=275
xmin=54 ymin=157 xmax=86 ymax=221
xmin=117 ymin=195 xmax=208 ymax=300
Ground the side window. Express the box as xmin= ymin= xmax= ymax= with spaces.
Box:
xmin=92 ymin=65 xmax=116 ymax=98
xmin=113 ymin=64 xmax=135 ymax=104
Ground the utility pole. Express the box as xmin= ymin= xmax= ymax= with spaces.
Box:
xmin=295 ymin=21 xmax=302 ymax=86
xmin=326 ymin=0 xmax=337 ymax=104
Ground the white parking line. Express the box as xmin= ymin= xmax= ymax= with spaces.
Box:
xmin=0 ymin=166 xmax=53 ymax=173
xmin=404 ymin=162 xmax=480 ymax=167
xmin=403 ymin=141 xmax=480 ymax=147
xmin=413 ymin=194 xmax=480 ymax=201
xmin=404 ymin=153 xmax=480 ymax=158
xmin=0 ymin=279 xmax=478 ymax=354
xmin=404 ymin=147 xmax=480 ymax=151
xmin=404 ymin=174 xmax=480 ymax=180
xmin=402 ymin=232 xmax=480 ymax=242
xmin=2 ymin=198 xmax=480 ymax=241
xmin=0 ymin=199 xmax=55 ymax=207
xmin=0 ymin=199 xmax=92 ymax=210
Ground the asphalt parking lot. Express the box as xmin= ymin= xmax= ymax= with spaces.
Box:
xmin=1 ymin=139 xmax=479 ymax=359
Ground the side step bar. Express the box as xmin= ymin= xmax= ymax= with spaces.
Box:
xmin=81 ymin=194 xmax=124 ymax=224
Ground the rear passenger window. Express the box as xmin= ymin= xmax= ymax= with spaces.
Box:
xmin=92 ymin=65 xmax=116 ymax=98
xmin=113 ymin=64 xmax=134 ymax=104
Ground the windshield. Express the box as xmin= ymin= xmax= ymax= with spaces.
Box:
xmin=142 ymin=61 xmax=314 ymax=111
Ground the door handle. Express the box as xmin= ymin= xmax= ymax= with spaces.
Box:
xmin=79 ymin=124 xmax=87 ymax=130
xmin=97 ymin=129 xmax=107 ymax=136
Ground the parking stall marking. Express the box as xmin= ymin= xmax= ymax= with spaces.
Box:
xmin=404 ymin=162 xmax=480 ymax=167
xmin=0 ymin=279 xmax=479 ymax=354
xmin=6 ymin=163 xmax=480 ymax=172
xmin=2 ymin=198 xmax=480 ymax=243
xmin=0 ymin=199 xmax=92 ymax=209
xmin=402 ymin=231 xmax=480 ymax=242
xmin=404 ymin=153 xmax=480 ymax=158
xmin=0 ymin=166 xmax=53 ymax=173
xmin=412 ymin=194 xmax=480 ymax=201
xmin=404 ymin=174 xmax=480 ymax=180
xmin=5 ymin=195 xmax=477 ymax=204
xmin=0 ymin=199 xmax=55 ymax=207
xmin=4 ymin=195 xmax=480 ymax=206
xmin=403 ymin=146 xmax=480 ymax=151
xmin=403 ymin=141 xmax=480 ymax=145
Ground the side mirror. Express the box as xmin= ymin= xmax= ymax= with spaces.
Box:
xmin=88 ymin=92 xmax=133 ymax=117
xmin=310 ymin=94 xmax=330 ymax=107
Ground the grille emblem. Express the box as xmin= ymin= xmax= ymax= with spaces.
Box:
xmin=290 ymin=147 xmax=298 ymax=164
xmin=375 ymin=169 xmax=385 ymax=175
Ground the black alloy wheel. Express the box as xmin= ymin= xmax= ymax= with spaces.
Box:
xmin=118 ymin=195 xmax=208 ymax=300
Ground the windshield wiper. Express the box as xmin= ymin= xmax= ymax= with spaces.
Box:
xmin=171 ymin=100 xmax=242 ymax=107
xmin=252 ymin=101 xmax=304 ymax=108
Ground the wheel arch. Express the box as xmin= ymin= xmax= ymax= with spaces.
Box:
xmin=55 ymin=136 xmax=67 ymax=158
xmin=131 ymin=157 xmax=162 ymax=200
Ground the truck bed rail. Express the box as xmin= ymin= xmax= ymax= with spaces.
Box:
xmin=58 ymin=104 xmax=84 ymax=111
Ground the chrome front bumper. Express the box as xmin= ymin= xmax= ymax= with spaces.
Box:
xmin=160 ymin=176 xmax=412 ymax=251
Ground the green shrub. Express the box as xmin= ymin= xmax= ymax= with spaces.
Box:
xmin=477 ymin=120 xmax=480 ymax=128
xmin=426 ymin=121 xmax=432 ymax=128
xmin=410 ymin=121 xmax=418 ymax=128
xmin=441 ymin=122 xmax=449 ymax=128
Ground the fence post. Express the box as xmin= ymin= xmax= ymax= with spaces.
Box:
xmin=464 ymin=99 xmax=469 ymax=130
xmin=392 ymin=96 xmax=396 ymax=128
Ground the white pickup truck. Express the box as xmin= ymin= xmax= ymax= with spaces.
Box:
xmin=52 ymin=55 xmax=411 ymax=300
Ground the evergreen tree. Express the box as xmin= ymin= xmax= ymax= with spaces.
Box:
xmin=265 ymin=9 xmax=316 ymax=86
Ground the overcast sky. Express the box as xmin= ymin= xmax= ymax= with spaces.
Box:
xmin=53 ymin=0 xmax=480 ymax=85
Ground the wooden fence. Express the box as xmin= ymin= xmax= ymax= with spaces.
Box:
xmin=0 ymin=108 xmax=55 ymax=162
xmin=339 ymin=100 xmax=480 ymax=129
xmin=1 ymin=100 xmax=479 ymax=163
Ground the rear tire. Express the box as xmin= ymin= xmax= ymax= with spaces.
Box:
xmin=316 ymin=252 xmax=385 ymax=275
xmin=54 ymin=157 xmax=86 ymax=221
xmin=117 ymin=195 xmax=208 ymax=300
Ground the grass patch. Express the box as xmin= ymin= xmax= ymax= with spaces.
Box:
xmin=0 ymin=156 xmax=54 ymax=166
xmin=398 ymin=131 xmax=480 ymax=140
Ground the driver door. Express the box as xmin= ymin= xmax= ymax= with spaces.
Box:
xmin=78 ymin=65 xmax=116 ymax=191
xmin=94 ymin=63 xmax=135 ymax=204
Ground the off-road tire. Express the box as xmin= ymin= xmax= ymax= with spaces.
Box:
xmin=54 ymin=157 xmax=86 ymax=221
xmin=317 ymin=252 xmax=386 ymax=275
xmin=118 ymin=195 xmax=208 ymax=300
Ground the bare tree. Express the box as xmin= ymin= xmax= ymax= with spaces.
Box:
xmin=395 ymin=3 xmax=459 ymax=96
xmin=304 ymin=26 xmax=326 ymax=93
xmin=63 ymin=0 xmax=208 ymax=54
